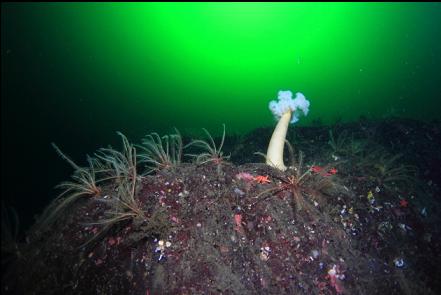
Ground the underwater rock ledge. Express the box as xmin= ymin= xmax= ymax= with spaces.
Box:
xmin=2 ymin=118 xmax=441 ymax=294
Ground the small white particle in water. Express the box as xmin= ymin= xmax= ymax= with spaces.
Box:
xmin=394 ymin=258 xmax=405 ymax=268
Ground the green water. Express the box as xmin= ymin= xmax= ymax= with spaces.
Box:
xmin=1 ymin=3 xmax=441 ymax=228
xmin=2 ymin=3 xmax=441 ymax=137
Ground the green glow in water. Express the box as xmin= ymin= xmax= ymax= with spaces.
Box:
xmin=2 ymin=2 xmax=441 ymax=135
